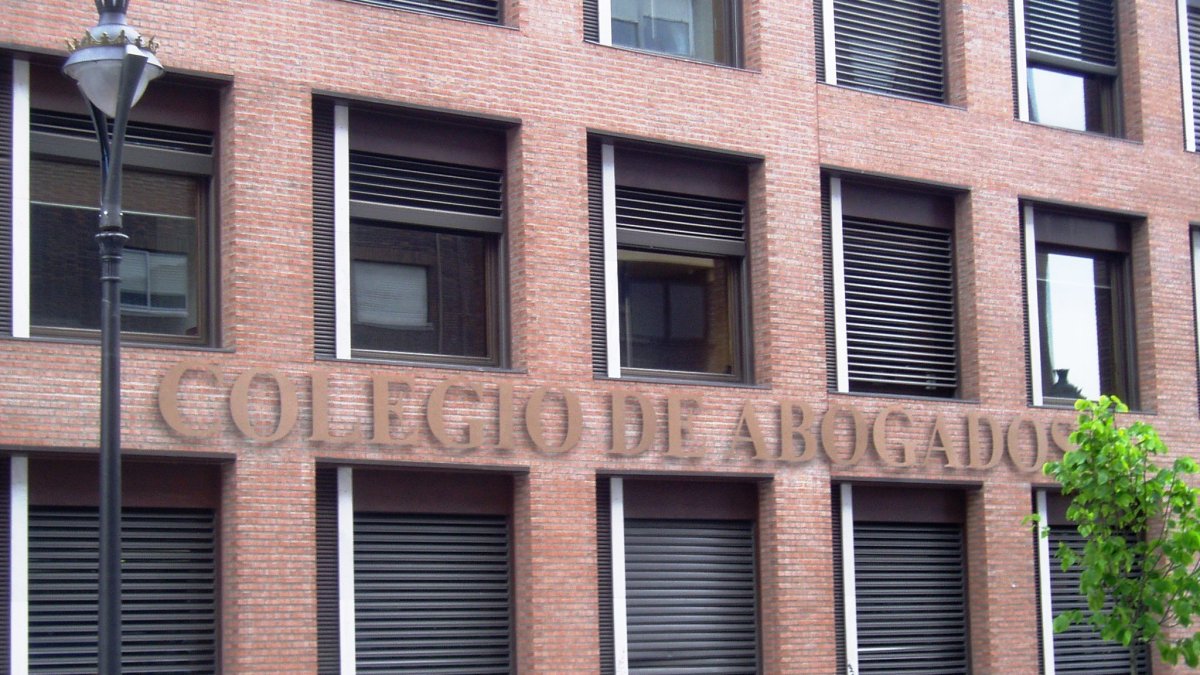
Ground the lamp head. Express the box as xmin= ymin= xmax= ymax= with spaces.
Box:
xmin=63 ymin=1 xmax=162 ymax=117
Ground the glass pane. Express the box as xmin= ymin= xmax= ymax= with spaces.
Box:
xmin=351 ymin=222 xmax=491 ymax=359
xmin=1028 ymin=66 xmax=1111 ymax=134
xmin=29 ymin=160 xmax=202 ymax=337
xmin=1037 ymin=250 xmax=1119 ymax=401
xmin=610 ymin=0 xmax=735 ymax=64
xmin=618 ymin=249 xmax=735 ymax=375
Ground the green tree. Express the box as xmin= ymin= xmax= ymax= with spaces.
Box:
xmin=1040 ymin=395 xmax=1200 ymax=673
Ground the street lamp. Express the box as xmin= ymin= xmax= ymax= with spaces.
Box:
xmin=63 ymin=2 xmax=162 ymax=672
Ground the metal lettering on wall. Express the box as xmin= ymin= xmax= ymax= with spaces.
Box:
xmin=158 ymin=361 xmax=1073 ymax=472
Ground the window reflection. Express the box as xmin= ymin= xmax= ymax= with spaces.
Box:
xmin=1037 ymin=250 xmax=1118 ymax=402
xmin=610 ymin=0 xmax=737 ymax=64
xmin=1027 ymin=66 xmax=1112 ymax=134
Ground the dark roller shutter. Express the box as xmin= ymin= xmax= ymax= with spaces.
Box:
xmin=1024 ymin=0 xmax=1117 ymax=68
xmin=596 ymin=478 xmax=615 ymax=675
xmin=343 ymin=0 xmax=501 ymax=24
xmin=0 ymin=459 xmax=9 ymax=675
xmin=29 ymin=110 xmax=214 ymax=154
xmin=28 ymin=506 xmax=217 ymax=674
xmin=588 ymin=140 xmax=608 ymax=377
xmin=832 ymin=0 xmax=945 ymax=102
xmin=842 ymin=217 xmax=956 ymax=396
xmin=1046 ymin=526 xmax=1147 ymax=674
xmin=815 ymin=0 xmax=826 ymax=81
xmin=853 ymin=522 xmax=967 ymax=674
xmin=1190 ymin=4 xmax=1200 ymax=143
xmin=584 ymin=0 xmax=600 ymax=42
xmin=350 ymin=152 xmax=503 ymax=218
xmin=615 ymin=187 xmax=745 ymax=252
xmin=831 ymin=487 xmax=845 ymax=675
xmin=822 ymin=178 xmax=837 ymax=391
xmin=0 ymin=59 xmax=11 ymax=337
xmin=313 ymin=100 xmax=336 ymax=359
xmin=353 ymin=512 xmax=511 ymax=674
xmin=624 ymin=518 xmax=758 ymax=675
xmin=316 ymin=468 xmax=340 ymax=675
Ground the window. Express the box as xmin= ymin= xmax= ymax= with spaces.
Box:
xmin=1034 ymin=490 xmax=1148 ymax=674
xmin=5 ymin=58 xmax=217 ymax=344
xmin=340 ymin=0 xmax=501 ymax=24
xmin=1016 ymin=0 xmax=1120 ymax=135
xmin=817 ymin=0 xmax=947 ymax=102
xmin=598 ymin=477 xmax=759 ymax=675
xmin=313 ymin=101 xmax=508 ymax=366
xmin=8 ymin=457 xmax=219 ymax=672
xmin=1023 ymin=205 xmax=1136 ymax=406
xmin=588 ymin=140 xmax=750 ymax=382
xmin=824 ymin=176 xmax=959 ymax=397
xmin=584 ymin=0 xmax=741 ymax=66
xmin=316 ymin=467 xmax=513 ymax=674
xmin=834 ymin=484 xmax=969 ymax=675
xmin=1181 ymin=0 xmax=1200 ymax=151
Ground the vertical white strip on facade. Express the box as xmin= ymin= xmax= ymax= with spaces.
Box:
xmin=1194 ymin=232 xmax=1200 ymax=372
xmin=830 ymin=177 xmax=850 ymax=392
xmin=333 ymin=105 xmax=352 ymax=360
xmin=601 ymin=143 xmax=622 ymax=379
xmin=337 ymin=466 xmax=356 ymax=674
xmin=1013 ymin=0 xmax=1030 ymax=121
xmin=839 ymin=483 xmax=859 ymax=674
xmin=1024 ymin=205 xmax=1044 ymax=405
xmin=10 ymin=456 xmax=28 ymax=675
xmin=1036 ymin=490 xmax=1056 ymax=675
xmin=12 ymin=58 xmax=31 ymax=339
xmin=822 ymin=0 xmax=838 ymax=84
xmin=611 ymin=477 xmax=629 ymax=675
xmin=1181 ymin=0 xmax=1197 ymax=152
xmin=598 ymin=0 xmax=612 ymax=45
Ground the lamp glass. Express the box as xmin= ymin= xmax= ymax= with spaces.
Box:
xmin=63 ymin=45 xmax=163 ymax=118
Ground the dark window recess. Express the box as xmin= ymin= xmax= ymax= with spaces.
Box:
xmin=832 ymin=0 xmax=945 ymax=102
xmin=353 ymin=512 xmax=511 ymax=674
xmin=624 ymin=519 xmax=758 ymax=674
xmin=28 ymin=506 xmax=217 ymax=673
xmin=615 ymin=186 xmax=745 ymax=378
xmin=1023 ymin=0 xmax=1119 ymax=134
xmin=853 ymin=522 xmax=968 ymax=674
xmin=29 ymin=110 xmax=214 ymax=343
xmin=842 ymin=217 xmax=956 ymax=396
xmin=1190 ymin=2 xmax=1200 ymax=143
xmin=341 ymin=0 xmax=500 ymax=24
xmin=1044 ymin=525 xmax=1148 ymax=674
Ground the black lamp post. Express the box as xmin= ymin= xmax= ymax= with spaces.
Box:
xmin=62 ymin=2 xmax=162 ymax=672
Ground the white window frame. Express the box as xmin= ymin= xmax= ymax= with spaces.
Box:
xmin=1193 ymin=230 xmax=1200 ymax=378
xmin=1035 ymin=489 xmax=1057 ymax=675
xmin=1013 ymin=0 xmax=1031 ymax=121
xmin=601 ymin=143 xmax=623 ymax=378
xmin=839 ymin=483 xmax=860 ymax=675
xmin=829 ymin=176 xmax=850 ymax=392
xmin=822 ymin=0 xmax=839 ymax=85
xmin=333 ymin=104 xmax=352 ymax=360
xmin=609 ymin=477 xmax=630 ymax=674
xmin=11 ymin=57 xmax=31 ymax=339
xmin=337 ymin=466 xmax=357 ymax=674
xmin=1181 ymin=0 xmax=1198 ymax=152
xmin=10 ymin=456 xmax=28 ymax=675
xmin=1024 ymin=204 xmax=1045 ymax=406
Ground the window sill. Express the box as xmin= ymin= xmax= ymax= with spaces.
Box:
xmin=321 ymin=353 xmax=523 ymax=376
xmin=598 ymin=371 xmax=763 ymax=389
xmin=585 ymin=40 xmax=754 ymax=74
xmin=829 ymin=388 xmax=976 ymax=405
xmin=8 ymin=333 xmax=226 ymax=352
xmin=818 ymin=80 xmax=962 ymax=111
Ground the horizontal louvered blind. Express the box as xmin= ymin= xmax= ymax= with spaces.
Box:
xmin=843 ymin=217 xmax=957 ymax=396
xmin=584 ymin=0 xmax=600 ymax=42
xmin=1047 ymin=526 xmax=1147 ymax=674
xmin=597 ymin=479 xmax=615 ymax=675
xmin=588 ymin=142 xmax=608 ymax=377
xmin=315 ymin=469 xmax=340 ymax=675
xmin=354 ymin=512 xmax=511 ymax=674
xmin=28 ymin=507 xmax=217 ymax=674
xmin=1190 ymin=4 xmax=1200 ymax=142
xmin=313 ymin=102 xmax=337 ymax=359
xmin=351 ymin=152 xmax=503 ymax=218
xmin=342 ymin=0 xmax=500 ymax=23
xmin=1024 ymin=0 xmax=1117 ymax=67
xmin=833 ymin=0 xmax=945 ymax=102
xmin=615 ymin=187 xmax=745 ymax=243
xmin=31 ymin=110 xmax=215 ymax=155
xmin=624 ymin=518 xmax=758 ymax=674
xmin=854 ymin=523 xmax=967 ymax=674
xmin=0 ymin=60 xmax=11 ymax=338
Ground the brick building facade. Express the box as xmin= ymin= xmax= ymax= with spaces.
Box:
xmin=1 ymin=0 xmax=1199 ymax=671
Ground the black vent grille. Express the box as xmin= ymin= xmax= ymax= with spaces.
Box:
xmin=313 ymin=101 xmax=337 ymax=359
xmin=584 ymin=0 xmax=600 ymax=42
xmin=624 ymin=518 xmax=758 ymax=674
xmin=1024 ymin=0 xmax=1117 ymax=67
xmin=588 ymin=141 xmax=608 ymax=377
xmin=597 ymin=478 xmax=614 ymax=675
xmin=842 ymin=217 xmax=957 ymax=396
xmin=0 ymin=60 xmax=11 ymax=337
xmin=832 ymin=0 xmax=946 ymax=102
xmin=28 ymin=507 xmax=217 ymax=674
xmin=354 ymin=513 xmax=511 ymax=673
xmin=1045 ymin=526 xmax=1148 ymax=674
xmin=31 ymin=110 xmax=214 ymax=155
xmin=351 ymin=152 xmax=503 ymax=218
xmin=342 ymin=0 xmax=500 ymax=24
xmin=853 ymin=523 xmax=968 ymax=674
xmin=1190 ymin=4 xmax=1200 ymax=144
xmin=316 ymin=468 xmax=340 ymax=674
xmin=615 ymin=187 xmax=745 ymax=242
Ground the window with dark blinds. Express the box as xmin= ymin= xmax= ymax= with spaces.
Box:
xmin=1190 ymin=2 xmax=1200 ymax=145
xmin=1021 ymin=0 xmax=1120 ymax=134
xmin=832 ymin=0 xmax=946 ymax=102
xmin=1024 ymin=0 xmax=1117 ymax=68
xmin=342 ymin=0 xmax=501 ymax=24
